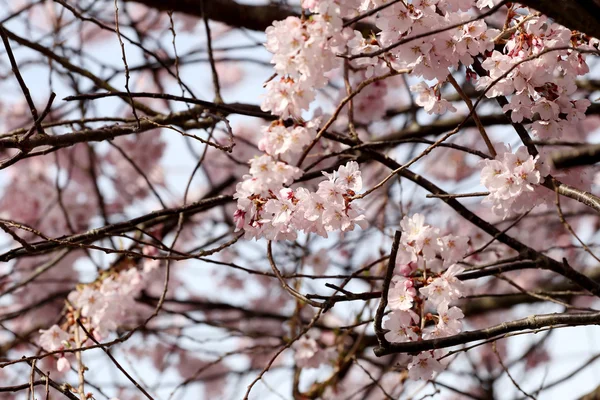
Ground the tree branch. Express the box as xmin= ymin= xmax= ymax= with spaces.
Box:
xmin=374 ymin=311 xmax=600 ymax=356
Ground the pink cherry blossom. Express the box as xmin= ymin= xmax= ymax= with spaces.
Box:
xmin=408 ymin=350 xmax=446 ymax=380
xmin=384 ymin=310 xmax=420 ymax=343
xmin=388 ymin=276 xmax=417 ymax=311
xmin=480 ymin=145 xmax=550 ymax=219
xmin=420 ymin=264 xmax=465 ymax=307
xmin=39 ymin=325 xmax=70 ymax=352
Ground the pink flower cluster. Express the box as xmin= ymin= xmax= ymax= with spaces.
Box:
xmin=259 ymin=0 xmax=599 ymax=227
xmin=240 ymin=1 xmax=369 ymax=240
xmin=480 ymin=144 xmax=550 ymax=218
xmin=350 ymin=0 xmax=498 ymax=101
xmin=411 ymin=81 xmax=458 ymax=115
xmin=257 ymin=120 xmax=317 ymax=159
xmin=38 ymin=264 xmax=157 ymax=371
xmin=67 ymin=268 xmax=148 ymax=338
xmin=476 ymin=16 xmax=593 ymax=137
xmin=261 ymin=0 xmax=352 ymax=119
xmin=384 ymin=214 xmax=469 ymax=380
xmin=234 ymin=160 xmax=367 ymax=240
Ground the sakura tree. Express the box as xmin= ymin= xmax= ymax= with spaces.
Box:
xmin=1 ymin=0 xmax=600 ymax=399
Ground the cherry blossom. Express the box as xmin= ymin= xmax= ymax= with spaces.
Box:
xmin=57 ymin=357 xmax=71 ymax=372
xmin=39 ymin=325 xmax=70 ymax=352
xmin=381 ymin=215 xmax=469 ymax=379
xmin=258 ymin=120 xmax=316 ymax=157
xmin=407 ymin=350 xmax=446 ymax=380
xmin=411 ymin=82 xmax=457 ymax=115
xmin=388 ymin=276 xmax=418 ymax=311
xmin=383 ymin=310 xmax=420 ymax=343
xmin=9 ymin=0 xmax=600 ymax=396
xmin=480 ymin=145 xmax=550 ymax=218
xmin=234 ymin=161 xmax=367 ymax=240
xmin=420 ymin=264 xmax=466 ymax=307
xmin=434 ymin=300 xmax=465 ymax=336
xmin=440 ymin=234 xmax=470 ymax=266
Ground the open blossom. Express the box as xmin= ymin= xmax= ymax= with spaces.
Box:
xmin=335 ymin=161 xmax=363 ymax=192
xmin=258 ymin=121 xmax=312 ymax=156
xmin=428 ymin=300 xmax=464 ymax=338
xmin=234 ymin=161 xmax=367 ymax=240
xmin=400 ymin=213 xmax=428 ymax=242
xmin=437 ymin=302 xmax=464 ymax=332
xmin=439 ymin=234 xmax=469 ymax=266
xmin=388 ymin=276 xmax=417 ymax=311
xmin=420 ymin=264 xmax=465 ymax=307
xmin=383 ymin=215 xmax=469 ymax=380
xmin=264 ymin=188 xmax=296 ymax=226
xmin=36 ymin=265 xmax=160 ymax=374
xmin=317 ymin=179 xmax=346 ymax=205
xmin=384 ymin=310 xmax=420 ymax=343
xmin=480 ymin=145 xmax=550 ymax=218
xmin=57 ymin=357 xmax=71 ymax=372
xmin=261 ymin=77 xmax=315 ymax=119
xmin=398 ymin=214 xmax=467 ymax=264
xmin=347 ymin=32 xmax=386 ymax=78
xmin=266 ymin=15 xmax=340 ymax=85
xmin=408 ymin=350 xmax=446 ymax=380
xmin=410 ymin=82 xmax=457 ymax=115
xmin=399 ymin=213 xmax=438 ymax=261
xmin=476 ymin=0 xmax=495 ymax=9
xmin=476 ymin=15 xmax=591 ymax=140
xmin=61 ymin=267 xmax=147 ymax=341
xmin=39 ymin=325 xmax=70 ymax=352
xmin=73 ymin=286 xmax=106 ymax=318
xmin=262 ymin=7 xmax=345 ymax=120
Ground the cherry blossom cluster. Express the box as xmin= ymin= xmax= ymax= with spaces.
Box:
xmin=476 ymin=15 xmax=594 ymax=138
xmin=257 ymin=119 xmax=318 ymax=158
xmin=480 ymin=144 xmax=550 ymax=218
xmin=261 ymin=1 xmax=355 ymax=119
xmin=348 ymin=0 xmax=499 ymax=114
xmin=38 ymin=264 xmax=156 ymax=371
xmin=258 ymin=1 xmax=599 ymax=225
xmin=384 ymin=214 xmax=469 ymax=380
xmin=234 ymin=159 xmax=367 ymax=240
xmin=238 ymin=1 xmax=371 ymax=241
xmin=411 ymin=81 xmax=458 ymax=115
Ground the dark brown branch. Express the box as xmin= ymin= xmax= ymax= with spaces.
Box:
xmin=374 ymin=311 xmax=600 ymax=356
xmin=551 ymin=143 xmax=600 ymax=169
xmin=63 ymin=91 xmax=273 ymax=120
xmin=517 ymin=0 xmax=600 ymax=39
xmin=0 ymin=182 xmax=235 ymax=262
xmin=0 ymin=25 xmax=44 ymax=136
xmin=374 ymin=231 xmax=402 ymax=350
xmin=124 ymin=0 xmax=376 ymax=34
xmin=364 ymin=150 xmax=600 ymax=298
xmin=0 ymin=106 xmax=215 ymax=153
xmin=1 ymin=26 xmax=158 ymax=116
xmin=124 ymin=0 xmax=300 ymax=32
